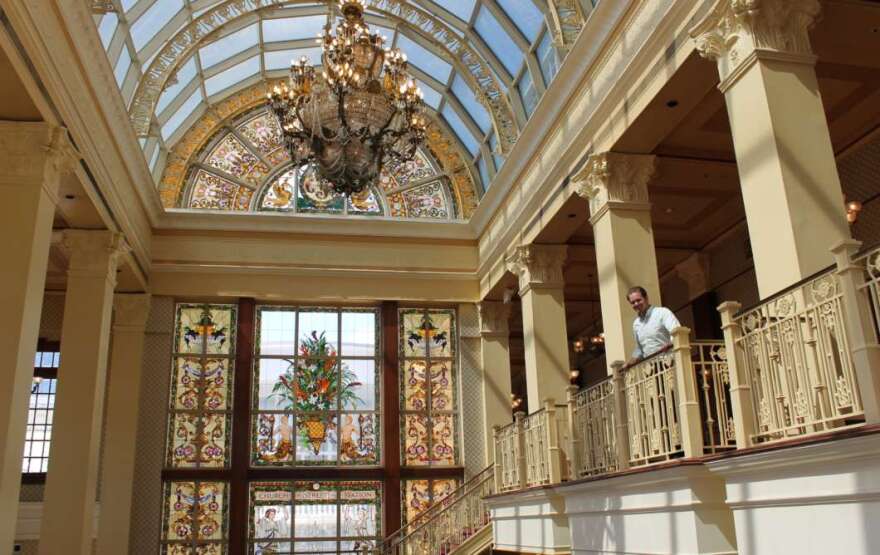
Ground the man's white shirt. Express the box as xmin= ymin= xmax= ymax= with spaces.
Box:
xmin=631 ymin=305 xmax=681 ymax=359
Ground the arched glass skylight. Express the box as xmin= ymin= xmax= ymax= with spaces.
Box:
xmin=96 ymin=0 xmax=599 ymax=200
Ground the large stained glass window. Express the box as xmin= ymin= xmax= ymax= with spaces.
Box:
xmin=401 ymin=478 xmax=459 ymax=526
xmin=399 ymin=309 xmax=458 ymax=466
xmin=182 ymin=107 xmax=458 ymax=220
xmin=253 ymin=307 xmax=380 ymax=466
xmin=161 ymin=480 xmax=229 ymax=554
xmin=168 ymin=304 xmax=236 ymax=468
xmin=249 ymin=481 xmax=382 ymax=554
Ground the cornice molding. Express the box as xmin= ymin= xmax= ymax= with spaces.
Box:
xmin=572 ymin=152 xmax=656 ymax=221
xmin=690 ymin=0 xmax=821 ymax=86
xmin=505 ymin=244 xmax=567 ymax=295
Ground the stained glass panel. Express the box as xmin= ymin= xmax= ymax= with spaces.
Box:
xmin=205 ymin=134 xmax=271 ymax=185
xmin=161 ymin=481 xmax=229 ymax=553
xmin=297 ymin=171 xmax=345 ymax=213
xmin=402 ymin=181 xmax=449 ymax=219
xmin=190 ymin=170 xmax=253 ymax=211
xmin=253 ymin=307 xmax=380 ymax=466
xmin=168 ymin=304 xmax=236 ymax=468
xmin=401 ymin=478 xmax=459 ymax=526
xmin=249 ymin=481 xmax=381 ymax=554
xmin=260 ymin=170 xmax=296 ymax=211
xmin=346 ymin=188 xmax=383 ymax=215
xmin=400 ymin=309 xmax=457 ymax=467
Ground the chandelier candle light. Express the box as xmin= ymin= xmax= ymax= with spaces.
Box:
xmin=267 ymin=0 xmax=427 ymax=196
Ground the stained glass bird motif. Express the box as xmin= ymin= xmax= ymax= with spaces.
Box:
xmin=407 ymin=313 xmax=448 ymax=352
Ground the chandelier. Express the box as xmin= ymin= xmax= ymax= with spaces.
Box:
xmin=267 ymin=0 xmax=427 ymax=196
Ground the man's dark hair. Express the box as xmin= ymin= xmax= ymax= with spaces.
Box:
xmin=626 ymin=286 xmax=648 ymax=300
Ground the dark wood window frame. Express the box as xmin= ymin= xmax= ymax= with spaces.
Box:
xmin=161 ymin=299 xmax=464 ymax=554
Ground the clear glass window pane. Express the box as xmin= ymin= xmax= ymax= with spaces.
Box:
xmin=98 ymin=13 xmax=118 ymax=50
xmin=537 ymin=29 xmax=560 ymax=86
xmin=518 ymin=70 xmax=539 ymax=116
xmin=262 ymin=15 xmax=327 ymax=42
xmin=416 ymin=80 xmax=442 ymax=110
xmin=265 ymin=47 xmax=322 ymax=71
xmin=161 ymin=88 xmax=202 ymax=140
xmin=441 ymin=105 xmax=480 ymax=156
xmin=477 ymin=155 xmax=490 ymax=190
xmin=130 ymin=0 xmax=184 ymax=52
xmin=199 ymin=23 xmax=259 ymax=69
xmin=428 ymin=0 xmax=476 ymax=22
xmin=474 ymin=7 xmax=522 ymax=76
xmin=496 ymin=0 xmax=545 ymax=42
xmin=156 ymin=57 xmax=197 ymax=114
xmin=395 ymin=34 xmax=452 ymax=83
xmin=450 ymin=74 xmax=491 ymax=133
xmin=204 ymin=55 xmax=260 ymax=97
xmin=114 ymin=46 xmax=132 ymax=86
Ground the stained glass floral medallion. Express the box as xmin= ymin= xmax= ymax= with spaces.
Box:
xmin=236 ymin=111 xmax=283 ymax=154
xmin=168 ymin=304 xmax=236 ymax=468
xmin=402 ymin=181 xmax=449 ymax=219
xmin=253 ymin=307 xmax=380 ymax=466
xmin=399 ymin=309 xmax=457 ymax=467
xmin=161 ymin=481 xmax=228 ymax=554
xmin=249 ymin=481 xmax=381 ymax=554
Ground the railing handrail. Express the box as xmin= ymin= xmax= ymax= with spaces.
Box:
xmin=732 ymin=263 xmax=836 ymax=317
xmin=383 ymin=464 xmax=494 ymax=547
xmin=387 ymin=466 xmax=494 ymax=551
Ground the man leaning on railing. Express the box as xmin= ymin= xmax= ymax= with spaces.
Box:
xmin=624 ymin=286 xmax=681 ymax=368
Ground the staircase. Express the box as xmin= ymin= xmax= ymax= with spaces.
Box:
xmin=383 ymin=465 xmax=495 ymax=555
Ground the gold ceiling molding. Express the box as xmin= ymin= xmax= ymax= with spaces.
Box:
xmin=129 ymin=0 xmax=517 ymax=153
xmin=547 ymin=0 xmax=587 ymax=50
xmin=157 ymin=80 xmax=479 ymax=218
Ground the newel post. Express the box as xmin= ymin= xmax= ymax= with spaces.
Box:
xmin=718 ymin=301 xmax=757 ymax=447
xmin=671 ymin=327 xmax=703 ymax=457
xmin=610 ymin=361 xmax=630 ymax=471
xmin=514 ymin=411 xmax=527 ymax=489
xmin=831 ymin=240 xmax=880 ymax=424
xmin=566 ymin=384 xmax=581 ymax=479
xmin=544 ymin=398 xmax=563 ymax=483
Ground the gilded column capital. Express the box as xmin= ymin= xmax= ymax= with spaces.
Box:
xmin=478 ymin=301 xmax=512 ymax=337
xmin=690 ymin=0 xmax=821 ymax=89
xmin=505 ymin=245 xmax=567 ymax=295
xmin=571 ymin=152 xmax=655 ymax=222
xmin=113 ymin=293 xmax=152 ymax=331
xmin=61 ymin=230 xmax=129 ymax=280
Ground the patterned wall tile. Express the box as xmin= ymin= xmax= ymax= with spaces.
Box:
xmin=128 ymin=296 xmax=174 ymax=555
xmin=840 ymin=136 xmax=880 ymax=247
xmin=457 ymin=305 xmax=485 ymax=478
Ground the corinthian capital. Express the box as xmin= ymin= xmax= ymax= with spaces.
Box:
xmin=113 ymin=293 xmax=152 ymax=330
xmin=571 ymin=152 xmax=655 ymax=221
xmin=478 ymin=301 xmax=512 ymax=337
xmin=62 ymin=230 xmax=129 ymax=279
xmin=690 ymin=0 xmax=821 ymax=85
xmin=506 ymin=245 xmax=567 ymax=295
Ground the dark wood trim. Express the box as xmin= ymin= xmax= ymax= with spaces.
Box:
xmin=382 ymin=301 xmax=401 ymax=534
xmin=230 ymin=297 xmax=255 ymax=554
xmin=399 ymin=467 xmax=466 ymax=480
xmin=21 ymin=473 xmax=46 ymax=484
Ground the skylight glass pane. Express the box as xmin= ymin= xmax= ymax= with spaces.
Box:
xmin=98 ymin=13 xmax=118 ymax=50
xmin=537 ymin=30 xmax=560 ymax=86
xmin=149 ymin=144 xmax=162 ymax=171
xmin=442 ymin=105 xmax=479 ymax=156
xmin=477 ymin=155 xmax=490 ymax=190
xmin=496 ymin=0 xmax=544 ymax=42
xmin=121 ymin=0 xmax=138 ymax=11
xmin=204 ymin=55 xmax=260 ymax=96
xmin=429 ymin=0 xmax=476 ymax=22
xmin=156 ymin=57 xmax=198 ymax=114
xmin=450 ymin=74 xmax=491 ymax=134
xmin=518 ymin=70 xmax=538 ymax=116
xmin=199 ymin=24 xmax=259 ymax=69
xmin=395 ymin=34 xmax=451 ymax=84
xmin=489 ymin=132 xmax=504 ymax=171
xmin=265 ymin=47 xmax=322 ymax=70
xmin=262 ymin=15 xmax=327 ymax=43
xmin=474 ymin=7 xmax=521 ymax=76
xmin=130 ymin=0 xmax=183 ymax=52
xmin=114 ymin=47 xmax=132 ymax=86
xmin=416 ymin=80 xmax=442 ymax=110
xmin=162 ymin=88 xmax=202 ymax=140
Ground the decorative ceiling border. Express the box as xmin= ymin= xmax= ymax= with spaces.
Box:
xmin=547 ymin=0 xmax=587 ymax=50
xmin=157 ymin=79 xmax=479 ymax=218
xmin=128 ymin=0 xmax=518 ymax=153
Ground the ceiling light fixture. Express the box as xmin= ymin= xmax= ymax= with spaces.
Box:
xmin=267 ymin=0 xmax=427 ymax=196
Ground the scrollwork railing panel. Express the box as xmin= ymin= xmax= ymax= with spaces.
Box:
xmin=571 ymin=379 xmax=617 ymax=476
xmin=623 ymin=353 xmax=681 ymax=465
xmin=692 ymin=341 xmax=735 ymax=452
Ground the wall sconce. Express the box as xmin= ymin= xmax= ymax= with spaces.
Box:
xmin=569 ymin=369 xmax=580 ymax=384
xmin=846 ymin=199 xmax=863 ymax=224
xmin=510 ymin=394 xmax=523 ymax=411
xmin=572 ymin=339 xmax=585 ymax=353
xmin=590 ymin=333 xmax=605 ymax=346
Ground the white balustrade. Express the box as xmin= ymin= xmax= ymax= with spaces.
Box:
xmin=570 ymin=378 xmax=617 ymax=477
xmin=623 ymin=352 xmax=683 ymax=465
xmin=692 ymin=341 xmax=736 ymax=452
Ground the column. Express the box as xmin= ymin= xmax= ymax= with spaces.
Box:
xmin=506 ymin=245 xmax=570 ymax=411
xmin=95 ymin=294 xmax=151 ymax=555
xmin=572 ymin=152 xmax=661 ymax=369
xmin=0 ymin=123 xmax=74 ymax=552
xmin=39 ymin=231 xmax=128 ymax=555
xmin=691 ymin=0 xmax=850 ymax=297
xmin=478 ymin=301 xmax=513 ymax=464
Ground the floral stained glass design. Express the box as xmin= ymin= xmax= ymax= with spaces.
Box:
xmin=401 ymin=479 xmax=458 ymax=526
xmin=182 ymin=106 xmax=458 ymax=219
xmin=168 ymin=304 xmax=236 ymax=468
xmin=161 ymin=480 xmax=229 ymax=554
xmin=249 ymin=481 xmax=381 ymax=554
xmin=253 ymin=308 xmax=380 ymax=466
xmin=399 ymin=309 xmax=457 ymax=466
